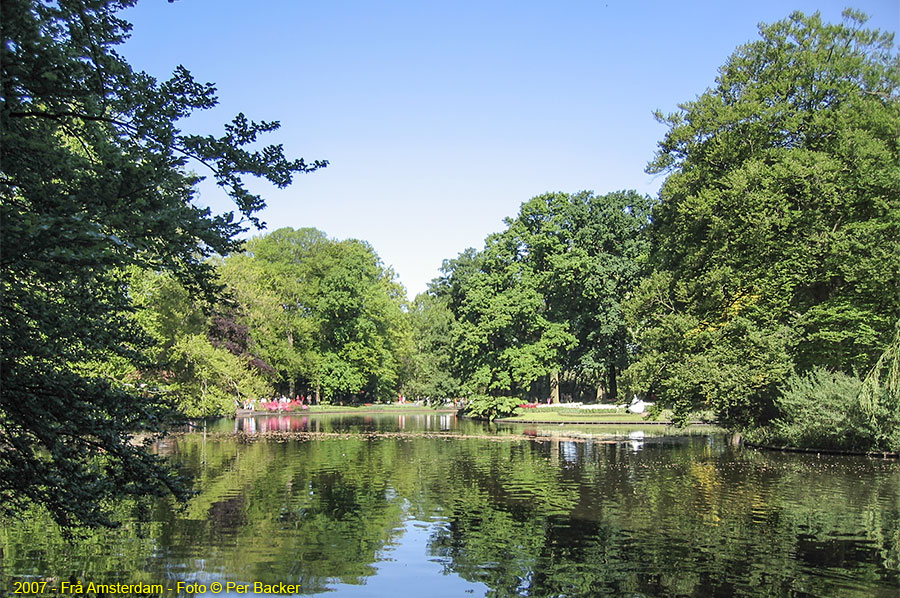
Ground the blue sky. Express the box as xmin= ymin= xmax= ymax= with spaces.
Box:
xmin=120 ymin=0 xmax=899 ymax=298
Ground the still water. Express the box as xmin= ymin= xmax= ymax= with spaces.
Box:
xmin=2 ymin=413 xmax=898 ymax=597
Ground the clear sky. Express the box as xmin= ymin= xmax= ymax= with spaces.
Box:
xmin=120 ymin=0 xmax=899 ymax=299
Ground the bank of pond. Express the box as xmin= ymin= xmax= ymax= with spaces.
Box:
xmin=3 ymin=413 xmax=898 ymax=598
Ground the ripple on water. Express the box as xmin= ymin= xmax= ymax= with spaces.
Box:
xmin=3 ymin=423 xmax=898 ymax=598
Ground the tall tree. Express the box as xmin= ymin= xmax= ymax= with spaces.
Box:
xmin=129 ymin=267 xmax=274 ymax=417
xmin=433 ymin=191 xmax=651 ymax=399
xmin=221 ymin=228 xmax=410 ymax=403
xmin=504 ymin=191 xmax=652 ymax=400
xmin=0 ymin=0 xmax=324 ymax=527
xmin=436 ymin=236 xmax=574 ymax=396
xmin=222 ymin=228 xmax=331 ymax=397
xmin=627 ymin=10 xmax=900 ymax=426
xmin=402 ymin=292 xmax=463 ymax=400
xmin=314 ymin=237 xmax=410 ymax=401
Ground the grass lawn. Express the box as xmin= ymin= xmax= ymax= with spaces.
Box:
xmin=243 ymin=403 xmax=710 ymax=426
xmin=497 ymin=407 xmax=678 ymax=424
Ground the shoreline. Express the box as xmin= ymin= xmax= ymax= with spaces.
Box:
xmin=742 ymin=440 xmax=898 ymax=459
xmin=495 ymin=418 xmax=709 ymax=426
xmin=235 ymin=406 xmax=458 ymax=416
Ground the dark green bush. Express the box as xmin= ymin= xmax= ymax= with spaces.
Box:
xmin=753 ymin=368 xmax=899 ymax=452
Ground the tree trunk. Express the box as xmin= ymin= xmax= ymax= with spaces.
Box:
xmin=597 ymin=381 xmax=608 ymax=402
xmin=549 ymin=437 xmax=560 ymax=466
xmin=550 ymin=370 xmax=560 ymax=404
xmin=287 ymin=329 xmax=295 ymax=397
xmin=608 ymin=362 xmax=617 ymax=402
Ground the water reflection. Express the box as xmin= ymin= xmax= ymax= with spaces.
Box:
xmin=628 ymin=429 xmax=644 ymax=452
xmin=230 ymin=412 xmax=464 ymax=434
xmin=234 ymin=414 xmax=315 ymax=433
xmin=226 ymin=412 xmax=711 ymax=441
xmin=2 ymin=418 xmax=898 ymax=598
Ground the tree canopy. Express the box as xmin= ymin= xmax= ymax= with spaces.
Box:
xmin=626 ymin=10 xmax=900 ymax=428
xmin=220 ymin=228 xmax=411 ymax=403
xmin=0 ymin=0 xmax=324 ymax=527
xmin=425 ymin=191 xmax=652 ymax=401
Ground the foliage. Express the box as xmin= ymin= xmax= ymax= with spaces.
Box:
xmin=505 ymin=191 xmax=653 ymax=400
xmin=0 ymin=0 xmax=323 ymax=527
xmin=129 ymin=268 xmax=273 ymax=416
xmin=627 ymin=10 xmax=900 ymax=427
xmin=220 ymin=228 xmax=411 ymax=403
xmin=464 ymin=395 xmax=524 ymax=421
xmin=432 ymin=191 xmax=651 ymax=399
xmin=858 ymin=318 xmax=900 ymax=429
xmin=402 ymin=292 xmax=463 ymax=399
xmin=747 ymin=368 xmax=899 ymax=452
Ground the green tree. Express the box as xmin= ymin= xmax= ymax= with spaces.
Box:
xmin=315 ymin=238 xmax=410 ymax=401
xmin=221 ymin=228 xmax=410 ymax=403
xmin=0 ymin=0 xmax=324 ymax=527
xmin=439 ymin=239 xmax=574 ymax=396
xmin=402 ymin=292 xmax=463 ymax=400
xmin=433 ymin=191 xmax=651 ymax=401
xmin=129 ymin=268 xmax=273 ymax=416
xmin=504 ymin=191 xmax=652 ymax=401
xmin=627 ymin=10 xmax=900 ymax=427
xmin=221 ymin=228 xmax=331 ymax=397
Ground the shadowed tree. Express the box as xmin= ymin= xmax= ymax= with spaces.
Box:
xmin=0 ymin=0 xmax=325 ymax=527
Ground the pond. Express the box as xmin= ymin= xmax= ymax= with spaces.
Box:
xmin=2 ymin=413 xmax=898 ymax=597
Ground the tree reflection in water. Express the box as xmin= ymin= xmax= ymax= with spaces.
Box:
xmin=1 ymin=423 xmax=897 ymax=598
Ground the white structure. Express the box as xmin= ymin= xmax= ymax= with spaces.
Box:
xmin=627 ymin=396 xmax=653 ymax=414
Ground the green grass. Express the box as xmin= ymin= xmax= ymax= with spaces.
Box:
xmin=497 ymin=407 xmax=676 ymax=423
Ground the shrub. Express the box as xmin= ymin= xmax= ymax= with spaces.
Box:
xmin=464 ymin=395 xmax=523 ymax=421
xmin=861 ymin=386 xmax=900 ymax=452
xmin=858 ymin=321 xmax=900 ymax=451
xmin=757 ymin=368 xmax=898 ymax=452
